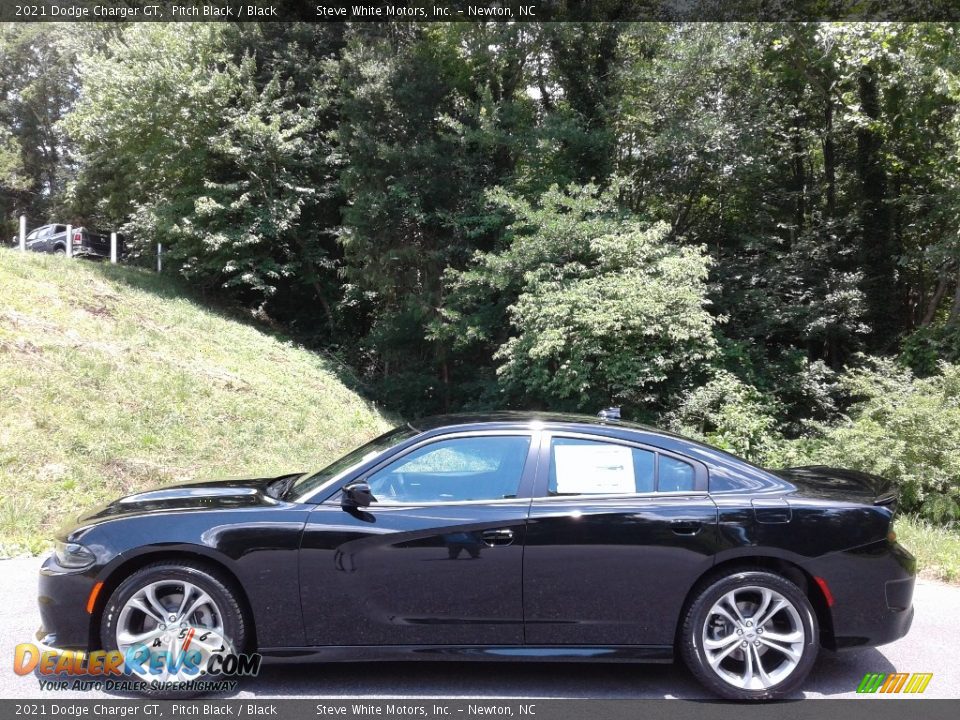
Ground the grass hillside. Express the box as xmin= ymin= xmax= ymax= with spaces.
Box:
xmin=0 ymin=249 xmax=391 ymax=554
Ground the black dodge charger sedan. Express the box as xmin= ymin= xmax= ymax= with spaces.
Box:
xmin=37 ymin=412 xmax=915 ymax=700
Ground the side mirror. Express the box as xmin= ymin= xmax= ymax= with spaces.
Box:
xmin=341 ymin=481 xmax=377 ymax=509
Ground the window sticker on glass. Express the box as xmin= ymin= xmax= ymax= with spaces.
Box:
xmin=554 ymin=443 xmax=635 ymax=494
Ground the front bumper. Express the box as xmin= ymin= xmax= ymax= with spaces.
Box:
xmin=34 ymin=626 xmax=87 ymax=659
xmin=37 ymin=554 xmax=98 ymax=651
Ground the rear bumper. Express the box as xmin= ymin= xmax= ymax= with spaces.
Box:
xmin=868 ymin=601 xmax=914 ymax=647
xmin=809 ymin=540 xmax=916 ymax=651
xmin=828 ymin=599 xmax=914 ymax=651
xmin=72 ymin=244 xmax=110 ymax=258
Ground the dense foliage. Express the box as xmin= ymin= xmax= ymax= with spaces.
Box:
xmin=3 ymin=22 xmax=960 ymax=521
xmin=777 ymin=360 xmax=960 ymax=524
xmin=438 ymin=184 xmax=716 ymax=411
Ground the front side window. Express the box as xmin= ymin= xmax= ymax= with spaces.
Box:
xmin=367 ymin=435 xmax=531 ymax=504
xmin=548 ymin=437 xmax=697 ymax=495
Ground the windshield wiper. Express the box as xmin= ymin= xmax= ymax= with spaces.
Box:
xmin=267 ymin=473 xmax=302 ymax=500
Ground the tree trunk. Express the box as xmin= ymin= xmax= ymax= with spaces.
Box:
xmin=823 ymin=98 xmax=836 ymax=218
xmin=856 ymin=63 xmax=899 ymax=350
xmin=948 ymin=273 xmax=960 ymax=327
xmin=792 ymin=115 xmax=805 ymax=234
xmin=286 ymin=229 xmax=336 ymax=335
xmin=921 ymin=271 xmax=951 ymax=326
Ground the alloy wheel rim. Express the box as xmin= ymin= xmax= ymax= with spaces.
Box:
xmin=701 ymin=585 xmax=805 ymax=691
xmin=116 ymin=579 xmax=226 ymax=682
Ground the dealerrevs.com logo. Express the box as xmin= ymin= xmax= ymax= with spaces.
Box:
xmin=856 ymin=672 xmax=933 ymax=694
xmin=14 ymin=624 xmax=261 ymax=693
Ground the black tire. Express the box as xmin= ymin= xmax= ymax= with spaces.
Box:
xmin=53 ymin=246 xmax=65 ymax=255
xmin=100 ymin=561 xmax=247 ymax=697
xmin=680 ymin=569 xmax=819 ymax=701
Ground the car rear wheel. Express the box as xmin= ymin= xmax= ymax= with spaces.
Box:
xmin=680 ymin=570 xmax=819 ymax=700
xmin=100 ymin=561 xmax=247 ymax=695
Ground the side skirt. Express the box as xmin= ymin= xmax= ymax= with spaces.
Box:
xmin=257 ymin=645 xmax=675 ymax=664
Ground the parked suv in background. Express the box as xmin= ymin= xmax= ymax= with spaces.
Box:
xmin=10 ymin=223 xmax=120 ymax=259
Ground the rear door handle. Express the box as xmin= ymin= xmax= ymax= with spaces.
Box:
xmin=671 ymin=520 xmax=702 ymax=535
xmin=481 ymin=528 xmax=515 ymax=547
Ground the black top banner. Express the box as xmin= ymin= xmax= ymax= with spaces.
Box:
xmin=2 ymin=0 xmax=960 ymax=23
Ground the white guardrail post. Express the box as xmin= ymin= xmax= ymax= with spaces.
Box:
xmin=157 ymin=243 xmax=162 ymax=272
xmin=110 ymin=232 xmax=118 ymax=264
xmin=65 ymin=224 xmax=73 ymax=258
xmin=19 ymin=214 xmax=26 ymax=251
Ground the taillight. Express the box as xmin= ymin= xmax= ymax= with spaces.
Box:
xmin=813 ymin=576 xmax=835 ymax=607
xmin=73 ymin=232 xmax=81 ymax=245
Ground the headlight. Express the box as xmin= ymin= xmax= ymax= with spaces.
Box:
xmin=54 ymin=541 xmax=95 ymax=569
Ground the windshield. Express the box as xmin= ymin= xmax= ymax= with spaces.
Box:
xmin=285 ymin=425 xmax=418 ymax=502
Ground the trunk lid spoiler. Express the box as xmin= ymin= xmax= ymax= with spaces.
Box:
xmin=774 ymin=465 xmax=898 ymax=511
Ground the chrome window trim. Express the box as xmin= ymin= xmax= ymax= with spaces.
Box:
xmin=313 ymin=429 xmax=541 ymax=507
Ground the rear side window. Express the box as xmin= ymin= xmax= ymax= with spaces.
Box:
xmin=548 ymin=437 xmax=698 ymax=495
xmin=659 ymin=455 xmax=696 ymax=492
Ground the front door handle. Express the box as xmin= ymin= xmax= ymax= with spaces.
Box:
xmin=671 ymin=520 xmax=702 ymax=535
xmin=481 ymin=528 xmax=515 ymax=547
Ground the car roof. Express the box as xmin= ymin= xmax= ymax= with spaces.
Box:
xmin=409 ymin=411 xmax=681 ymax=439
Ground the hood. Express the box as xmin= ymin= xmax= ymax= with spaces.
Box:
xmin=775 ymin=465 xmax=897 ymax=509
xmin=75 ymin=473 xmax=303 ymax=525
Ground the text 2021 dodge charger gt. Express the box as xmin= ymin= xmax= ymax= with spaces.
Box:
xmin=37 ymin=412 xmax=915 ymax=700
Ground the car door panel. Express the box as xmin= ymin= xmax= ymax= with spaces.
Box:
xmin=49 ymin=225 xmax=66 ymax=252
xmin=299 ymin=500 xmax=530 ymax=646
xmin=34 ymin=227 xmax=46 ymax=251
xmin=524 ymin=496 xmax=718 ymax=645
xmin=523 ymin=433 xmax=719 ymax=646
xmin=298 ymin=431 xmax=540 ymax=646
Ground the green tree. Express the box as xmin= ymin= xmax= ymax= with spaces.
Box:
xmin=777 ymin=359 xmax=960 ymax=523
xmin=0 ymin=24 xmax=87 ymax=233
xmin=439 ymin=184 xmax=717 ymax=413
xmin=337 ymin=24 xmax=539 ymax=414
xmin=665 ymin=371 xmax=783 ymax=463
xmin=64 ymin=23 xmax=345 ymax=331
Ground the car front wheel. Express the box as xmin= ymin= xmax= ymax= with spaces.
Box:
xmin=680 ymin=570 xmax=819 ymax=700
xmin=100 ymin=561 xmax=247 ymax=695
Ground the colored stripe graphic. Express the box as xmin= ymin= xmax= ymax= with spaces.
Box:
xmin=880 ymin=673 xmax=909 ymax=693
xmin=857 ymin=673 xmax=885 ymax=693
xmin=857 ymin=672 xmax=932 ymax=694
xmin=903 ymin=673 xmax=933 ymax=694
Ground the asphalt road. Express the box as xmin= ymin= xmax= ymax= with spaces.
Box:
xmin=1 ymin=556 xmax=958 ymax=700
